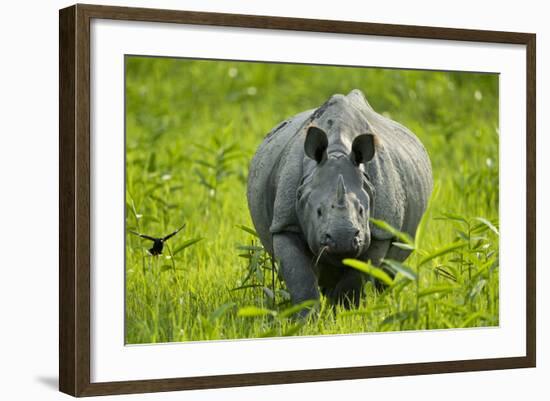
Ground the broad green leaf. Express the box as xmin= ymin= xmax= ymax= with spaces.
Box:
xmin=237 ymin=306 xmax=275 ymax=317
xmin=382 ymin=259 xmax=418 ymax=281
xmin=418 ymin=242 xmax=466 ymax=267
xmin=369 ymin=218 xmax=414 ymax=246
xmin=343 ymin=259 xmax=394 ymax=286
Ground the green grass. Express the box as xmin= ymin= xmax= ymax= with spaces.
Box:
xmin=125 ymin=56 xmax=499 ymax=344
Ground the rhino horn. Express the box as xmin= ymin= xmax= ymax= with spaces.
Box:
xmin=336 ymin=174 xmax=347 ymax=207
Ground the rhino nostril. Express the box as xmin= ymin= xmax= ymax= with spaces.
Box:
xmin=352 ymin=235 xmax=362 ymax=250
xmin=354 ymin=230 xmax=360 ymax=238
xmin=322 ymin=233 xmax=334 ymax=247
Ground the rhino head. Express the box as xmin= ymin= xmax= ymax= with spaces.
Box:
xmin=296 ymin=126 xmax=376 ymax=262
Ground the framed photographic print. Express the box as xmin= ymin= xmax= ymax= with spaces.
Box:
xmin=59 ymin=4 xmax=536 ymax=397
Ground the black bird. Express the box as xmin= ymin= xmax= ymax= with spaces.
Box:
xmin=129 ymin=224 xmax=186 ymax=256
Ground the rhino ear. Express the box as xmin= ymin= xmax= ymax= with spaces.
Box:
xmin=305 ymin=126 xmax=328 ymax=163
xmin=351 ymin=134 xmax=376 ymax=165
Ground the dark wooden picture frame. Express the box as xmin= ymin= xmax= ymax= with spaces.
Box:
xmin=59 ymin=3 xmax=536 ymax=397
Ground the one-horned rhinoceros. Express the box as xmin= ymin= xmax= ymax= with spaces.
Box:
xmin=247 ymin=89 xmax=433 ymax=311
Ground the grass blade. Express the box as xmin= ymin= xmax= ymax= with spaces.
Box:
xmin=236 ymin=224 xmax=259 ymax=238
xmin=392 ymin=241 xmax=415 ymax=251
xmin=434 ymin=213 xmax=468 ymax=225
xmin=418 ymin=285 xmax=455 ymax=298
xmin=278 ymin=300 xmax=317 ymax=319
xmin=173 ymin=238 xmax=204 ymax=255
xmin=339 ymin=304 xmax=388 ymax=317
xmin=282 ymin=322 xmax=306 ymax=336
xmin=418 ymin=242 xmax=466 ymax=267
xmin=235 ymin=245 xmax=264 ymax=252
xmin=461 ymin=312 xmax=490 ymax=328
xmin=474 ymin=217 xmax=499 ymax=236
xmin=230 ymin=284 xmax=263 ymax=291
xmin=467 ymin=279 xmax=487 ymax=302
xmin=380 ymin=310 xmax=417 ymax=327
xmin=209 ymin=302 xmax=236 ymax=321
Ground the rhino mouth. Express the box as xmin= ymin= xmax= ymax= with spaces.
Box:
xmin=320 ymin=231 xmax=363 ymax=255
xmin=314 ymin=241 xmax=363 ymax=266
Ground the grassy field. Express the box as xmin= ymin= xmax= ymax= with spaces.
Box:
xmin=125 ymin=56 xmax=499 ymax=344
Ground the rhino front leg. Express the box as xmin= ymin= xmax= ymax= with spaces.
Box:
xmin=365 ymin=239 xmax=395 ymax=291
xmin=273 ymin=232 xmax=320 ymax=316
xmin=327 ymin=269 xmax=365 ymax=308
xmin=329 ymin=239 xmax=395 ymax=307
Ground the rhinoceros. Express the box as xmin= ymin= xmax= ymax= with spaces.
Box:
xmin=247 ymin=89 xmax=432 ymax=310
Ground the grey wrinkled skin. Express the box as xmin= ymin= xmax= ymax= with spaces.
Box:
xmin=247 ymin=89 xmax=433 ymax=311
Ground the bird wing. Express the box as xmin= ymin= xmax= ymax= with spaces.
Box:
xmin=162 ymin=223 xmax=186 ymax=241
xmin=128 ymin=230 xmax=157 ymax=242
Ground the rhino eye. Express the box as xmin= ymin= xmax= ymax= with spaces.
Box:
xmin=317 ymin=207 xmax=322 ymax=218
xmin=359 ymin=206 xmax=364 ymax=216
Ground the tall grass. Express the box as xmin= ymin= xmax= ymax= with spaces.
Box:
xmin=125 ymin=56 xmax=499 ymax=343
